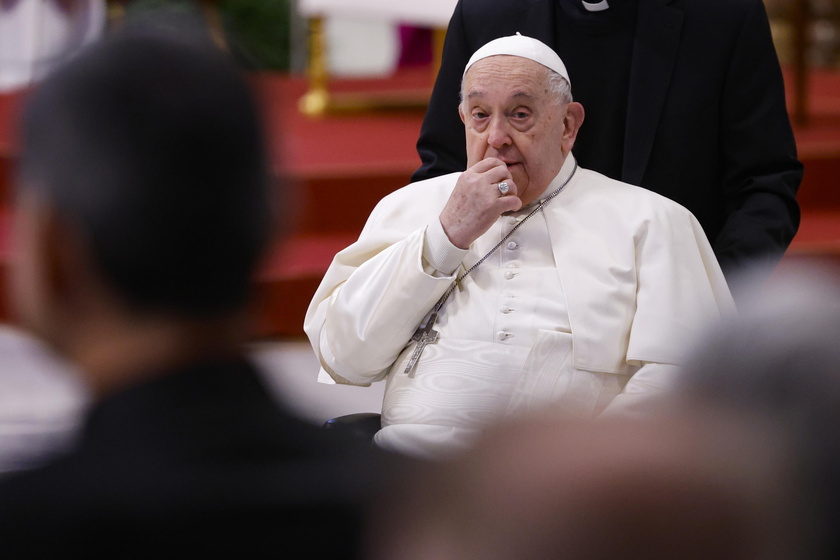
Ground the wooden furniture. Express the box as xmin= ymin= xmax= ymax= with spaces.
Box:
xmin=787 ymin=0 xmax=840 ymax=126
xmin=296 ymin=0 xmax=457 ymax=116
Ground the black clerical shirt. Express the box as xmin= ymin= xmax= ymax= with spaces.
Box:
xmin=554 ymin=0 xmax=639 ymax=180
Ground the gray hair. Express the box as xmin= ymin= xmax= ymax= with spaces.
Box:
xmin=460 ymin=64 xmax=573 ymax=108
xmin=546 ymin=68 xmax=573 ymax=104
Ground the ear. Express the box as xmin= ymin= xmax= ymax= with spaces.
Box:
xmin=40 ymin=209 xmax=77 ymax=308
xmin=458 ymin=102 xmax=466 ymax=125
xmin=37 ymin=203 xmax=101 ymax=317
xmin=9 ymin=193 xmax=75 ymax=342
xmin=560 ymin=102 xmax=585 ymax=155
xmin=37 ymin=207 xmax=112 ymax=349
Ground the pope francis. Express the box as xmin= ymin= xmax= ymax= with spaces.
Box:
xmin=305 ymin=34 xmax=734 ymax=460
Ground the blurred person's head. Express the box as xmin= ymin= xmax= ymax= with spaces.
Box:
xmin=12 ymin=21 xmax=274 ymax=395
xmin=367 ymin=412 xmax=805 ymax=560
xmin=673 ymin=262 xmax=840 ymax=558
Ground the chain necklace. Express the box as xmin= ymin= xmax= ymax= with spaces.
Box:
xmin=404 ymin=161 xmax=578 ymax=374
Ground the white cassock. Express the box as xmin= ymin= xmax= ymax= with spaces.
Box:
xmin=304 ymin=155 xmax=734 ymax=459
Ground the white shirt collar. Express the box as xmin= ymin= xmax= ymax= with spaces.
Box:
xmin=582 ymin=0 xmax=610 ymax=12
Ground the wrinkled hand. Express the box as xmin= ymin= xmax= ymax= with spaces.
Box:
xmin=439 ymin=158 xmax=522 ymax=249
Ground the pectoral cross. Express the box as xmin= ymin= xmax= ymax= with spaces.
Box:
xmin=404 ymin=311 xmax=439 ymax=374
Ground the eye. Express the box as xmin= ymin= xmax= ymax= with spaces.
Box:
xmin=509 ymin=106 xmax=534 ymax=131
xmin=469 ymin=108 xmax=490 ymax=131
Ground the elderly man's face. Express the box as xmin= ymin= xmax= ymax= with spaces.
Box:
xmin=460 ymin=56 xmax=579 ymax=206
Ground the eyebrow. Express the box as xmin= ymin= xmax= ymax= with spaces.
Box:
xmin=465 ymin=90 xmax=537 ymax=103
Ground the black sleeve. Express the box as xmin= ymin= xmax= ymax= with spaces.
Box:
xmin=714 ymin=0 xmax=802 ymax=275
xmin=411 ymin=0 xmax=471 ymax=182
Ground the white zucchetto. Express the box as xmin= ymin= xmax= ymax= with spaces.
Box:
xmin=463 ymin=33 xmax=571 ymax=87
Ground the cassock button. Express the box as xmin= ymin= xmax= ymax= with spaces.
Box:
xmin=501 ymin=306 xmax=511 ymax=314
xmin=504 ymin=271 xmax=515 ymax=280
xmin=506 ymin=241 xmax=518 ymax=250
xmin=497 ymin=331 xmax=508 ymax=341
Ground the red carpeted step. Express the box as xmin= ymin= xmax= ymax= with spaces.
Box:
xmin=0 ymin=155 xmax=13 ymax=206
xmin=0 ymin=86 xmax=26 ymax=206
xmin=0 ymin=209 xmax=14 ymax=323
xmin=249 ymin=232 xmax=356 ymax=338
xmin=796 ymin=154 xmax=840 ymax=211
xmin=288 ymin=170 xmax=411 ymax=235
xmin=790 ymin=210 xmax=840 ymax=251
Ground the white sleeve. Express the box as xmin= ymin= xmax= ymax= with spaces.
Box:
xmin=422 ymin=216 xmax=468 ymax=276
xmin=305 ymin=224 xmax=466 ymax=386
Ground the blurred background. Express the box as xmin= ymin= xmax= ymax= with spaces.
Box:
xmin=0 ymin=0 xmax=838 ymax=446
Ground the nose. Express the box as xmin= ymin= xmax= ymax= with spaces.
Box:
xmin=486 ymin=116 xmax=512 ymax=149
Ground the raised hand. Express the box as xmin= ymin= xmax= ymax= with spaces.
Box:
xmin=439 ymin=158 xmax=523 ymax=249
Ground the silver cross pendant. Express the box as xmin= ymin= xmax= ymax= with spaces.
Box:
xmin=404 ymin=311 xmax=439 ymax=374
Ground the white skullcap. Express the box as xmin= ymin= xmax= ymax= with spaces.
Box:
xmin=463 ymin=33 xmax=571 ymax=87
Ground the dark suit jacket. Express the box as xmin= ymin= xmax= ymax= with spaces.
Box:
xmin=0 ymin=357 xmax=395 ymax=558
xmin=413 ymin=0 xmax=802 ymax=277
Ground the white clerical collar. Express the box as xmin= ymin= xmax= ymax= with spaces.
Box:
xmin=582 ymin=0 xmax=610 ymax=12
